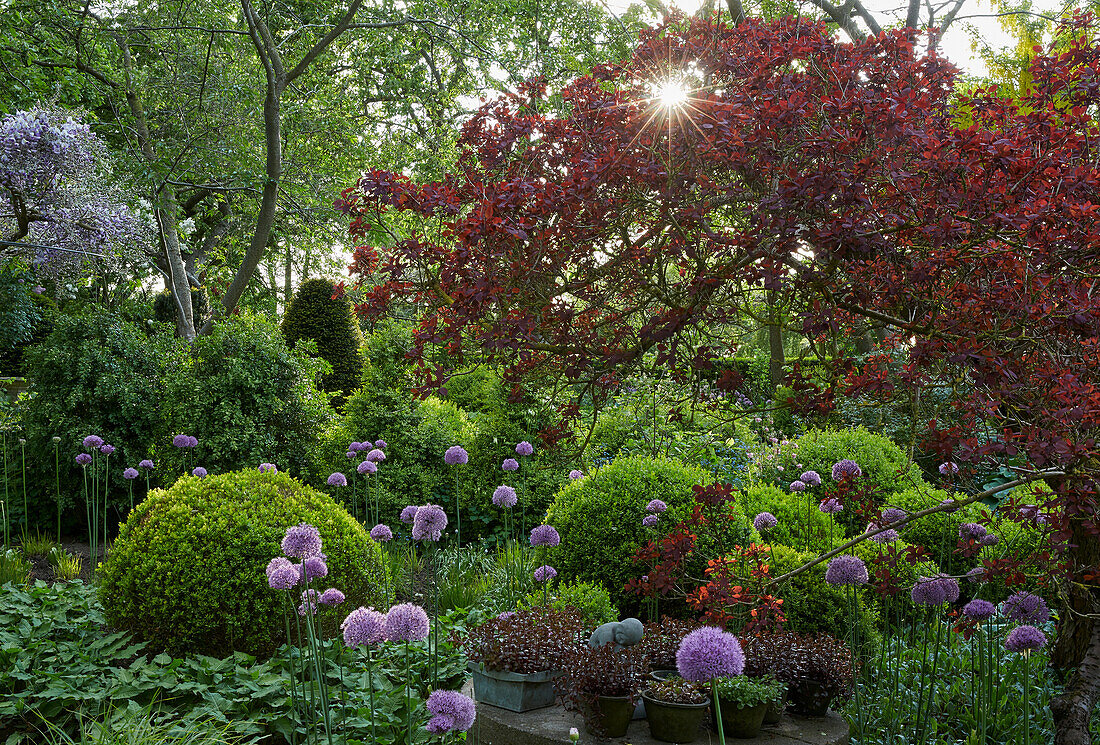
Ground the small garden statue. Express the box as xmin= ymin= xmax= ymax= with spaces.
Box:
xmin=588 ymin=618 xmax=644 ymax=649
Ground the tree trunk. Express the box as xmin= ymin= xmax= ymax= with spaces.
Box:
xmin=159 ymin=194 xmax=197 ymax=339
xmin=283 ymin=239 xmax=293 ymax=314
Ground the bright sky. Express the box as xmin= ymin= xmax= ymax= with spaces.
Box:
xmin=603 ymin=0 xmax=1023 ymax=77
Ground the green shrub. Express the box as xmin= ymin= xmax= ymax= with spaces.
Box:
xmin=887 ymin=487 xmax=989 ymax=575
xmin=152 ymin=287 xmax=210 ymax=326
xmin=545 ymin=456 xmax=717 ymax=609
xmin=98 ymin=469 xmax=389 ymax=657
xmin=281 ymin=278 xmax=364 ymax=402
xmin=519 ymin=580 xmax=619 ymax=625
xmin=739 ymin=483 xmax=839 ymax=552
xmin=849 ymin=538 xmax=940 ymax=622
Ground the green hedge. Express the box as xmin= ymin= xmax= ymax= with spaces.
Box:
xmin=739 ymin=482 xmax=840 ymax=552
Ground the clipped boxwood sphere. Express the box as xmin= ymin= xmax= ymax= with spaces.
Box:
xmin=545 ymin=456 xmax=715 ymax=609
xmin=791 ymin=427 xmax=925 ymax=497
xmin=740 ymin=483 xmax=839 ymax=552
xmin=99 ymin=469 xmax=389 ymax=657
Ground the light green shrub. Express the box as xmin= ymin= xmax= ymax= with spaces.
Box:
xmin=519 ymin=580 xmax=619 ymax=625
xmin=739 ymin=483 xmax=839 ymax=552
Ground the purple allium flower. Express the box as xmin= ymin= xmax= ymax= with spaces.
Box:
xmin=831 ymin=459 xmax=862 ymax=481
xmin=327 ymin=472 xmax=348 ymax=487
xmin=139 ymin=459 xmax=154 ymax=470
xmin=881 ymin=507 xmax=907 ymax=525
xmin=122 ymin=467 xmax=139 ymax=480
xmin=492 ymin=485 xmax=518 ymax=508
xmin=940 ymin=498 xmax=960 ymax=513
xmin=342 ymin=607 xmax=386 ymax=647
xmin=515 ymin=441 xmax=534 ymax=457
xmin=800 ymin=470 xmax=822 ymax=487
xmin=980 ymin=533 xmax=999 ymax=546
xmin=99 ymin=444 xmax=115 ymax=456
xmin=1001 ymin=592 xmax=1050 ymax=624
xmin=753 ymin=512 xmax=778 ymax=532
xmin=568 ymin=469 xmax=584 ymax=480
xmin=303 ymin=555 xmax=329 ymax=580
xmin=346 ymin=451 xmax=357 ymax=460
xmin=259 ymin=462 xmax=277 ymax=473
xmin=959 ymin=522 xmax=988 ymax=541
xmin=966 ymin=567 xmax=987 ymax=583
xmin=320 ymin=588 xmax=345 ymax=606
xmin=412 ymin=504 xmax=447 ymax=541
xmin=1005 ymin=625 xmax=1046 ymax=653
xmin=385 ymin=603 xmax=430 ymax=641
xmin=187 ymin=436 xmax=198 ymax=448
xmin=366 ymin=449 xmax=386 ymax=463
xmin=867 ymin=523 xmax=900 ymax=543
xmin=281 ymin=523 xmax=323 ymax=559
xmin=357 ymin=460 xmax=377 ymax=475
xmin=444 ymin=445 xmax=468 ymax=465
xmin=642 ymin=514 xmax=659 ymax=527
xmin=32 ymin=286 xmax=44 ymax=294
xmin=82 ymin=435 xmax=103 ymax=449
xmin=354 ymin=441 xmax=372 ymax=452
xmin=502 ymin=458 xmax=519 ymax=471
xmin=937 ymin=574 xmax=961 ymax=603
xmin=266 ymin=557 xmax=299 ymax=590
xmin=963 ymin=599 xmax=996 ymax=621
xmin=349 ymin=442 xmax=362 ymax=453
xmin=530 ymin=524 xmax=561 ymax=547
xmin=676 ymin=626 xmax=745 ymax=681
xmin=192 ymin=467 xmax=207 ymax=478
xmin=299 ymin=588 xmax=320 ymax=616
xmin=819 ymin=497 xmax=843 ymax=514
xmin=825 ymin=555 xmax=869 ymax=586
xmin=425 ymin=690 xmax=477 ymax=733
xmin=172 ymin=434 xmax=190 ymax=448
xmin=370 ymin=524 xmax=393 ymax=542
xmin=939 ymin=461 xmax=960 ymax=475
xmin=534 ymin=565 xmax=557 ymax=583
xmin=911 ymin=577 xmax=948 ymax=606
xmin=374 ymin=439 xmax=387 ymax=449
xmin=400 ymin=505 xmax=419 ymax=524
xmin=646 ymin=499 xmax=668 ymax=513
xmin=789 ymin=480 xmax=806 ymax=492
xmin=75 ymin=453 xmax=92 ymax=466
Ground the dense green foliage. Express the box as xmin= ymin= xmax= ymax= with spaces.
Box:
xmin=98 ymin=469 xmax=389 ymax=657
xmin=888 ymin=486 xmax=989 ymax=574
xmin=545 ymin=456 xmax=717 ymax=609
xmin=519 ymin=580 xmax=619 ymax=625
xmin=0 ymin=261 xmax=46 ymax=376
xmin=153 ymin=288 xmax=210 ymax=327
xmin=739 ymin=483 xmax=838 ymax=551
xmin=281 ymin=279 xmax=364 ymax=402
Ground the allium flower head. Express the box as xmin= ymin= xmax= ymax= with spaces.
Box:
xmin=940 ymin=498 xmax=960 ymax=513
xmin=385 ymin=603 xmax=430 ymax=641
xmin=1001 ymin=592 xmax=1050 ymax=624
xmin=831 ymin=459 xmax=862 ymax=481
xmin=82 ymin=435 xmax=103 ymax=449
xmin=980 ymin=533 xmax=999 ymax=546
xmin=370 ymin=524 xmax=393 ymax=542
xmin=374 ymin=439 xmax=387 ymax=449
xmin=281 ymin=523 xmax=323 ymax=559
xmin=825 ymin=555 xmax=868 ymax=586
xmin=515 ymin=441 xmax=534 ymax=456
xmin=911 ymin=577 xmax=948 ymax=606
xmin=299 ymin=588 xmax=320 ymax=616
xmin=96 ymin=443 xmax=114 ymax=456
xmin=819 ymin=497 xmax=843 ymax=514
xmin=138 ymin=459 xmax=154 ymax=470
xmin=966 ymin=567 xmax=987 ymax=584
xmin=366 ymin=449 xmax=386 ymax=463
xmin=349 ymin=442 xmax=362 ymax=452
xmin=568 ymin=469 xmax=583 ymax=480
xmin=354 ymin=441 xmax=372 ymax=452
xmin=187 ymin=436 xmax=198 ymax=448
xmin=172 ymin=434 xmax=190 ymax=448
xmin=642 ymin=514 xmax=659 ymax=527
xmin=492 ymin=485 xmax=518 ymax=508
xmin=646 ymin=499 xmax=667 ymax=513
xmin=266 ymin=557 xmax=299 ymax=590
xmin=753 ymin=512 xmax=778 ymax=531
xmin=502 ymin=458 xmax=519 ymax=471
xmin=425 ymin=690 xmax=477 ymax=733
xmin=963 ymin=599 xmax=996 ymax=621
xmin=357 ymin=460 xmax=377 ymax=475
xmin=303 ymin=555 xmax=329 ymax=580
xmin=881 ymin=507 xmax=907 ymax=525
xmin=122 ymin=467 xmax=139 ymax=480
xmin=342 ymin=607 xmax=386 ymax=647
xmin=800 ymin=470 xmax=822 ymax=487
xmin=959 ymin=522 xmax=988 ymax=541
xmin=867 ymin=523 xmax=900 ymax=543
xmin=676 ymin=626 xmax=745 ymax=681
xmin=937 ymin=574 xmax=961 ymax=603
xmin=327 ymin=472 xmax=348 ymax=487
xmin=75 ymin=453 xmax=92 ymax=466
xmin=319 ymin=588 xmax=345 ymax=606
xmin=939 ymin=461 xmax=960 ymax=475
xmin=191 ymin=467 xmax=207 ymax=478
xmin=345 ymin=451 xmax=357 ymax=460
xmin=400 ymin=505 xmax=419 ymax=524
xmin=259 ymin=462 xmax=277 ymax=473
xmin=530 ymin=524 xmax=560 ymax=547
xmin=412 ymin=504 xmax=447 ymax=541
xmin=534 ymin=565 xmax=557 ymax=583
xmin=1005 ymin=625 xmax=1046 ymax=653
xmin=444 ymin=445 xmax=468 ymax=465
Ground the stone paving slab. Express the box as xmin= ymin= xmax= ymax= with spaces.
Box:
xmin=464 ymin=683 xmax=849 ymax=745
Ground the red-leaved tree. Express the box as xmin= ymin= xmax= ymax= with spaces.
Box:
xmin=339 ymin=13 xmax=1100 ymax=741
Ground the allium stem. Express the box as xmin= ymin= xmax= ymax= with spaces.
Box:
xmin=53 ymin=441 xmax=60 ymax=538
xmin=20 ymin=439 xmax=26 ymax=531
xmin=712 ymin=680 xmax=726 ymax=745
xmin=1023 ymin=651 xmax=1031 ymax=745
xmin=283 ymin=594 xmax=300 ymax=745
xmin=2 ymin=433 xmax=8 ymax=548
xmin=454 ymin=471 xmax=460 ymax=547
xmin=367 ymin=648 xmax=377 ymax=745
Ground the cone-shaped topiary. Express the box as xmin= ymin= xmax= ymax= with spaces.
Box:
xmin=98 ymin=468 xmax=390 ymax=657
xmin=281 ymin=278 xmax=364 ymax=402
xmin=153 ymin=286 xmax=210 ymax=326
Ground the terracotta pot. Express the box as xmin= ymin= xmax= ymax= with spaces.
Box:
xmin=580 ymin=694 xmax=635 ymax=738
xmin=642 ymin=691 xmax=710 ymax=743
